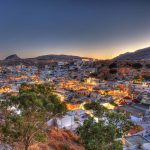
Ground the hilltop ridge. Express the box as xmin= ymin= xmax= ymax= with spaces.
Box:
xmin=114 ymin=47 xmax=150 ymax=61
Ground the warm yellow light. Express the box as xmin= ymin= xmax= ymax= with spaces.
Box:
xmin=102 ymin=103 xmax=115 ymax=110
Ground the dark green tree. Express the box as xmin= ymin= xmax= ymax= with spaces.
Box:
xmin=109 ymin=63 xmax=117 ymax=69
xmin=77 ymin=118 xmax=123 ymax=150
xmin=0 ymin=83 xmax=67 ymax=150
xmin=77 ymin=102 xmax=132 ymax=150
xmin=132 ymin=63 xmax=143 ymax=69
xmin=109 ymin=69 xmax=117 ymax=74
xmin=145 ymin=64 xmax=150 ymax=69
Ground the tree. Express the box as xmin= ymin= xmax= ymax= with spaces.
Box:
xmin=145 ymin=64 xmax=150 ymax=69
xmin=77 ymin=118 xmax=123 ymax=150
xmin=77 ymin=102 xmax=132 ymax=150
xmin=132 ymin=63 xmax=143 ymax=69
xmin=109 ymin=69 xmax=117 ymax=74
xmin=0 ymin=83 xmax=67 ymax=150
xmin=90 ymin=72 xmax=98 ymax=78
xmin=106 ymin=112 xmax=133 ymax=137
xmin=84 ymin=102 xmax=107 ymax=119
xmin=109 ymin=63 xmax=117 ymax=69
xmin=143 ymin=75 xmax=150 ymax=81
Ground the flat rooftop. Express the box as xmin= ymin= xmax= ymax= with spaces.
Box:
xmin=118 ymin=105 xmax=145 ymax=116
xmin=125 ymin=135 xmax=149 ymax=146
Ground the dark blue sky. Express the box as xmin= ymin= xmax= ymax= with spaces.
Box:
xmin=0 ymin=0 xmax=150 ymax=59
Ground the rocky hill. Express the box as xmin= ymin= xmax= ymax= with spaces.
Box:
xmin=4 ymin=54 xmax=21 ymax=60
xmin=114 ymin=47 xmax=150 ymax=61
xmin=0 ymin=54 xmax=83 ymax=66
xmin=35 ymin=54 xmax=81 ymax=61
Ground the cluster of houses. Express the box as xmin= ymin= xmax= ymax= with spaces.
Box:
xmin=0 ymin=59 xmax=150 ymax=149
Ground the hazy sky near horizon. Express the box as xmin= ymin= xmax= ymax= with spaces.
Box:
xmin=0 ymin=0 xmax=150 ymax=59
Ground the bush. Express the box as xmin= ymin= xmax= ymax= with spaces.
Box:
xmin=145 ymin=64 xmax=150 ymax=68
xmin=109 ymin=69 xmax=117 ymax=74
xmin=109 ymin=63 xmax=117 ymax=69
xmin=132 ymin=63 xmax=143 ymax=69
xmin=143 ymin=75 xmax=150 ymax=81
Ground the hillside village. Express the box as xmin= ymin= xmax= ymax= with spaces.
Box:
xmin=0 ymin=48 xmax=150 ymax=150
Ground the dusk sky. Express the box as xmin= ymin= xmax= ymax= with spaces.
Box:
xmin=0 ymin=0 xmax=150 ymax=59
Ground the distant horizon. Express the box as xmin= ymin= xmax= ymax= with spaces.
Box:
xmin=1 ymin=46 xmax=150 ymax=60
